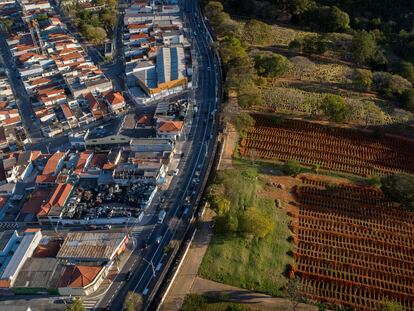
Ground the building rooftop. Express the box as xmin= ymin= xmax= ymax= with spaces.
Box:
xmin=13 ymin=257 xmax=63 ymax=289
xmin=57 ymin=232 xmax=127 ymax=262
xmin=59 ymin=264 xmax=102 ymax=288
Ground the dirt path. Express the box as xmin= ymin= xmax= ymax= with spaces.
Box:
xmin=191 ymin=277 xmax=318 ymax=311
xmin=219 ymin=122 xmax=238 ymax=170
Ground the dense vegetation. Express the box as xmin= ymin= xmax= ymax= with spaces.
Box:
xmin=199 ymin=165 xmax=293 ymax=296
xmin=381 ymin=174 xmax=414 ymax=210
xmin=217 ymin=0 xmax=414 ymax=60
xmin=204 ymin=0 xmax=414 ymax=129
xmin=64 ymin=0 xmax=117 ymax=44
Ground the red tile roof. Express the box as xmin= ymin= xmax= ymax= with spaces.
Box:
xmin=20 ymin=188 xmax=52 ymax=214
xmin=89 ymin=153 xmax=108 ymax=169
xmin=60 ymin=103 xmax=73 ymax=118
xmin=38 ymin=183 xmax=73 ymax=217
xmin=33 ymin=239 xmax=62 ymax=258
xmin=59 ymin=265 xmax=102 ymax=288
xmin=42 ymin=151 xmax=65 ymax=175
xmin=104 ymin=91 xmax=125 ymax=106
xmin=75 ymin=151 xmax=93 ymax=174
xmin=158 ymin=121 xmax=183 ymax=132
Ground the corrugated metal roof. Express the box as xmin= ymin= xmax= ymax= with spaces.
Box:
xmin=57 ymin=232 xmax=126 ymax=261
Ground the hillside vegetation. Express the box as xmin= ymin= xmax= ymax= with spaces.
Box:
xmin=205 ymin=1 xmax=414 ymax=133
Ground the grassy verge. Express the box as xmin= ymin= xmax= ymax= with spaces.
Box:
xmin=199 ymin=164 xmax=294 ymax=297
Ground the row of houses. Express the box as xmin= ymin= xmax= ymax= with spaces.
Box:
xmin=0 ymin=65 xmax=24 ymax=153
xmin=4 ymin=0 xmax=126 ymax=137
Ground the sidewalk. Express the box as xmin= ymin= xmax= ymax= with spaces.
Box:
xmin=160 ymin=208 xmax=215 ymax=310
xmin=190 ymin=278 xmax=318 ymax=311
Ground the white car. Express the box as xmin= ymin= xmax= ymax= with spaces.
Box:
xmin=155 ymin=235 xmax=162 ymax=244
xmin=173 ymin=169 xmax=179 ymax=176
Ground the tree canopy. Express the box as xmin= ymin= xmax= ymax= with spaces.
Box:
xmin=301 ymin=5 xmax=350 ymax=32
xmin=351 ymin=30 xmax=378 ymax=65
xmin=381 ymin=174 xmax=414 ymax=210
xmin=399 ymin=89 xmax=414 ymax=113
xmin=124 ymin=291 xmax=143 ymax=311
xmin=239 ymin=207 xmax=275 ymax=238
xmin=254 ymin=52 xmax=290 ymax=78
xmin=320 ymin=94 xmax=350 ymax=123
xmin=353 ymin=69 xmax=373 ymax=90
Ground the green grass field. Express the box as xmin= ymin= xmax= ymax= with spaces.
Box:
xmin=199 ymin=196 xmax=294 ymax=297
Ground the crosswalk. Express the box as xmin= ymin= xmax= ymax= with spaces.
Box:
xmin=82 ymin=297 xmax=99 ymax=310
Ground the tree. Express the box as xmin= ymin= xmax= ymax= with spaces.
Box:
xmin=239 ymin=207 xmax=274 ymax=238
xmin=302 ymin=35 xmax=327 ymax=55
xmin=378 ymin=299 xmax=403 ymax=311
xmin=394 ymin=61 xmax=414 ymax=84
xmin=124 ymin=291 xmax=143 ymax=311
xmin=234 ymin=113 xmax=255 ymax=132
xmin=283 ymin=160 xmax=304 ymax=176
xmin=101 ymin=11 xmax=116 ymax=32
xmin=210 ymin=195 xmax=231 ymax=215
xmin=0 ymin=18 xmax=13 ymax=32
xmin=302 ymin=6 xmax=350 ymax=33
xmin=351 ymin=31 xmax=377 ymax=65
xmin=65 ymin=298 xmax=85 ymax=311
xmin=84 ymin=26 xmax=107 ymax=45
xmin=381 ymin=174 xmax=414 ymax=210
xmin=220 ymin=36 xmax=249 ymax=66
xmin=320 ymin=94 xmax=350 ymax=123
xmin=400 ymin=89 xmax=414 ymax=112
xmin=373 ymin=72 xmax=412 ymax=97
xmin=254 ymin=53 xmax=290 ymax=77
xmin=353 ymin=69 xmax=373 ymax=90
xmin=204 ymin=1 xmax=224 ymax=20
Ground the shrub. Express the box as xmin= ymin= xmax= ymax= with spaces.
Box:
xmin=234 ymin=113 xmax=255 ymax=133
xmin=373 ymin=72 xmax=412 ymax=97
xmin=353 ymin=69 xmax=373 ymax=90
xmin=381 ymin=174 xmax=414 ymax=210
xmin=254 ymin=52 xmax=290 ymax=77
xmin=283 ymin=160 xmax=304 ymax=176
xmin=394 ymin=61 xmax=414 ymax=84
xmin=351 ymin=31 xmax=377 ymax=65
xmin=320 ymin=94 xmax=350 ymax=123
xmin=239 ymin=207 xmax=274 ymax=238
xmin=399 ymin=89 xmax=414 ymax=112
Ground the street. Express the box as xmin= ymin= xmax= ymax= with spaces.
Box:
xmin=95 ymin=0 xmax=220 ymax=309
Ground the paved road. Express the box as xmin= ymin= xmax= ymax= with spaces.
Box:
xmin=0 ymin=35 xmax=42 ymax=140
xmin=95 ymin=0 xmax=220 ymax=309
xmin=160 ymin=208 xmax=215 ymax=310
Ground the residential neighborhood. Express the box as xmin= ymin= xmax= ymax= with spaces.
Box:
xmin=0 ymin=0 xmax=216 ymax=308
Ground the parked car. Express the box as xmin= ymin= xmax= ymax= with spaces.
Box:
xmin=125 ymin=271 xmax=132 ymax=281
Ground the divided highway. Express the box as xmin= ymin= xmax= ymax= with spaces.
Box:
xmin=95 ymin=0 xmax=220 ymax=309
